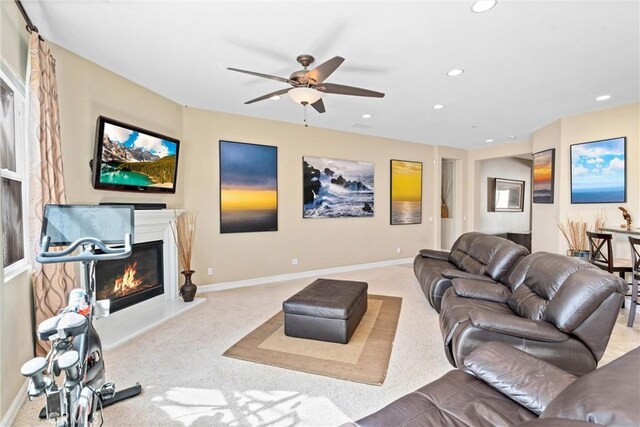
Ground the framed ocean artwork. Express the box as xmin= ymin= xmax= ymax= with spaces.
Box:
xmin=533 ymin=148 xmax=555 ymax=204
xmin=303 ymin=156 xmax=374 ymax=218
xmin=390 ymin=159 xmax=422 ymax=225
xmin=219 ymin=140 xmax=278 ymax=233
xmin=570 ymin=137 xmax=626 ymax=204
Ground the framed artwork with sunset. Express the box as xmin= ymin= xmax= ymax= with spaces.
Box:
xmin=533 ymin=148 xmax=555 ymax=203
xmin=219 ymin=140 xmax=278 ymax=233
xmin=390 ymin=159 xmax=422 ymax=225
xmin=570 ymin=137 xmax=626 ymax=204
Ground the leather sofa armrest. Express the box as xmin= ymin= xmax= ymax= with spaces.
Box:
xmin=464 ymin=342 xmax=577 ymax=415
xmin=469 ymin=309 xmax=570 ymax=342
xmin=442 ymin=269 xmax=496 ymax=282
xmin=419 ymin=249 xmax=450 ymax=261
xmin=452 ymin=279 xmax=511 ymax=303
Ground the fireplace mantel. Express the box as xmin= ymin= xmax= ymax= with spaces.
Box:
xmin=93 ymin=209 xmax=204 ymax=349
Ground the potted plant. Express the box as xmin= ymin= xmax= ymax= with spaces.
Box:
xmin=170 ymin=211 xmax=198 ymax=302
xmin=558 ymin=214 xmax=604 ymax=259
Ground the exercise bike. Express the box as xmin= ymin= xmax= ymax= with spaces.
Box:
xmin=21 ymin=204 xmax=142 ymax=426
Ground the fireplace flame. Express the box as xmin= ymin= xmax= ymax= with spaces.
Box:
xmin=113 ymin=261 xmax=144 ymax=297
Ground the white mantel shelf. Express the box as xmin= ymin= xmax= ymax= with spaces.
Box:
xmin=93 ymin=209 xmax=202 ymax=350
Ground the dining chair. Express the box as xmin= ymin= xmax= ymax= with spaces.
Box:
xmin=586 ymin=231 xmax=633 ymax=279
xmin=627 ymin=236 xmax=640 ymax=327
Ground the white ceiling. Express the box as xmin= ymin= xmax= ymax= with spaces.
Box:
xmin=23 ymin=0 xmax=640 ymax=149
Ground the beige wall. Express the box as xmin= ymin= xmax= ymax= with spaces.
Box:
xmin=181 ymin=108 xmax=437 ymax=284
xmin=530 ymin=104 xmax=639 ymax=255
xmin=50 ymin=44 xmax=185 ymax=207
xmin=474 ymin=157 xmax=532 ymax=235
xmin=0 ymin=2 xmax=31 ymax=422
xmin=531 ymin=119 xmax=562 ymax=252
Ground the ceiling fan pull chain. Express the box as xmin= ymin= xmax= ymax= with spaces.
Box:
xmin=304 ymin=103 xmax=308 ymax=127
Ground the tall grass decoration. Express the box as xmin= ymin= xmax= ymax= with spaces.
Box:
xmin=170 ymin=211 xmax=198 ymax=272
xmin=558 ymin=213 xmax=605 ymax=252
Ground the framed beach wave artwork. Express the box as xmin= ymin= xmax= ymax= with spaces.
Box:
xmin=390 ymin=159 xmax=422 ymax=225
xmin=533 ymin=148 xmax=555 ymax=204
xmin=570 ymin=137 xmax=626 ymax=204
xmin=219 ymin=140 xmax=278 ymax=233
xmin=303 ymin=156 xmax=374 ymax=218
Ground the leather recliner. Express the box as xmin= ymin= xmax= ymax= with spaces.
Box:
xmin=414 ymin=232 xmax=529 ymax=312
xmin=439 ymin=252 xmax=628 ymax=375
xmin=350 ymin=342 xmax=640 ymax=426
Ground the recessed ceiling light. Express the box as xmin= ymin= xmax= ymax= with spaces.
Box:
xmin=433 ymin=104 xmax=445 ymax=110
xmin=486 ymin=139 xmax=494 ymax=143
xmin=509 ymin=135 xmax=516 ymax=139
xmin=447 ymin=69 xmax=464 ymax=77
xmin=471 ymin=0 xmax=497 ymax=13
xmin=362 ymin=113 xmax=372 ymax=119
xmin=270 ymin=95 xmax=281 ymax=100
xmin=596 ymin=94 xmax=611 ymax=101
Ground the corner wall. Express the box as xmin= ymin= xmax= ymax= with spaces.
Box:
xmin=0 ymin=2 xmax=31 ymax=422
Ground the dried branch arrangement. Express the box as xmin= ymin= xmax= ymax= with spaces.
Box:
xmin=170 ymin=211 xmax=198 ymax=272
xmin=558 ymin=213 xmax=605 ymax=251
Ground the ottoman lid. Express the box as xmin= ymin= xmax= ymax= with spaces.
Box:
xmin=283 ymin=278 xmax=368 ymax=320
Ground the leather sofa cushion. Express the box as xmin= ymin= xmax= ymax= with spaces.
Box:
xmin=541 ymin=347 xmax=640 ymax=426
xmin=453 ymin=279 xmax=511 ymax=303
xmin=469 ymin=310 xmax=570 ymax=342
xmin=463 ymin=342 xmax=576 ymax=415
xmin=353 ymin=368 xmax=536 ymax=427
xmin=283 ymin=278 xmax=367 ymax=319
xmin=443 ymin=269 xmax=496 ymax=282
xmin=419 ymin=249 xmax=450 ymax=260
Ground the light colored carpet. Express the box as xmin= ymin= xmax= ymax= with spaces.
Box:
xmin=223 ymin=295 xmax=402 ymax=385
xmin=11 ymin=264 xmax=640 ymax=426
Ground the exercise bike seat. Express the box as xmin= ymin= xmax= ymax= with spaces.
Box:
xmin=37 ymin=312 xmax=88 ymax=341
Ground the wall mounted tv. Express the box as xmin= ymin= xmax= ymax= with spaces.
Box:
xmin=91 ymin=116 xmax=180 ymax=193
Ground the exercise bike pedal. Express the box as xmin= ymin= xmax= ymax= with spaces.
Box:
xmin=100 ymin=383 xmax=142 ymax=409
xmin=99 ymin=382 xmax=116 ymax=400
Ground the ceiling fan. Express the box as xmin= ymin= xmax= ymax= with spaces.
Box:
xmin=228 ymin=54 xmax=385 ymax=114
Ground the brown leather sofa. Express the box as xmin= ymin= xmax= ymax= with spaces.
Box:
xmin=440 ymin=252 xmax=628 ymax=375
xmin=351 ymin=342 xmax=640 ymax=426
xmin=414 ymin=232 xmax=529 ymax=312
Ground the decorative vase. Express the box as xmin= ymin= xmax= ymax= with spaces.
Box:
xmin=567 ymin=250 xmax=590 ymax=260
xmin=180 ymin=270 xmax=197 ymax=302
xmin=441 ymin=202 xmax=449 ymax=219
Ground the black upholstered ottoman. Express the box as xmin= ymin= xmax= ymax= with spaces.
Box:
xmin=283 ymin=278 xmax=368 ymax=344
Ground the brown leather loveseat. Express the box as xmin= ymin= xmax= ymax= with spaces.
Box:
xmin=351 ymin=342 xmax=640 ymax=426
xmin=414 ymin=232 xmax=529 ymax=312
xmin=440 ymin=252 xmax=628 ymax=375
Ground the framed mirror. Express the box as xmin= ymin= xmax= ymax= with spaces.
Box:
xmin=489 ymin=178 xmax=525 ymax=212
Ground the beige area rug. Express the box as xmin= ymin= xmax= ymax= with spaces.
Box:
xmin=223 ymin=294 xmax=402 ymax=385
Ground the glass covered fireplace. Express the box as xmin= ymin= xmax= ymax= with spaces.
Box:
xmin=96 ymin=240 xmax=164 ymax=313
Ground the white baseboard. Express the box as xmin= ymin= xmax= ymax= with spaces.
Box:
xmin=198 ymin=257 xmax=414 ymax=293
xmin=0 ymin=380 xmax=28 ymax=427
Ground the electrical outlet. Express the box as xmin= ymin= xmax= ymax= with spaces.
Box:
xmin=291 ymin=258 xmax=299 ymax=265
xmin=207 ymin=267 xmax=213 ymax=275
xmin=396 ymin=247 xmax=402 ymax=254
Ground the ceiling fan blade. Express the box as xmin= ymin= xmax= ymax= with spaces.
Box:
xmin=306 ymin=56 xmax=345 ymax=84
xmin=245 ymin=88 xmax=292 ymax=104
xmin=228 ymin=67 xmax=291 ymax=84
xmin=311 ymin=98 xmax=326 ymax=113
xmin=318 ymin=83 xmax=385 ymax=98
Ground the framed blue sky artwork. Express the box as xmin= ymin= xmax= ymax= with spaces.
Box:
xmin=570 ymin=137 xmax=626 ymax=204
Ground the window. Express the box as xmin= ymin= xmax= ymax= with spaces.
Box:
xmin=1 ymin=65 xmax=27 ymax=273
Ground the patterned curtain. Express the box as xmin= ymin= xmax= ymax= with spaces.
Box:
xmin=27 ymin=33 xmax=75 ymax=356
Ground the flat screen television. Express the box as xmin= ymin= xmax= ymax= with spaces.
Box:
xmin=91 ymin=116 xmax=180 ymax=193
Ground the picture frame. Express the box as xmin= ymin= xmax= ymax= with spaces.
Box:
xmin=570 ymin=137 xmax=626 ymax=204
xmin=533 ymin=148 xmax=555 ymax=204
xmin=219 ymin=140 xmax=278 ymax=233
xmin=302 ymin=156 xmax=374 ymax=218
xmin=489 ymin=178 xmax=525 ymax=212
xmin=390 ymin=159 xmax=422 ymax=225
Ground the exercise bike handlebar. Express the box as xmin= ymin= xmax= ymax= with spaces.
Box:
xmin=36 ymin=234 xmax=133 ymax=264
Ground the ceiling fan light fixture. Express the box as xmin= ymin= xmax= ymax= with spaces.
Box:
xmin=288 ymin=87 xmax=322 ymax=105
xmin=471 ymin=0 xmax=497 ymax=13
